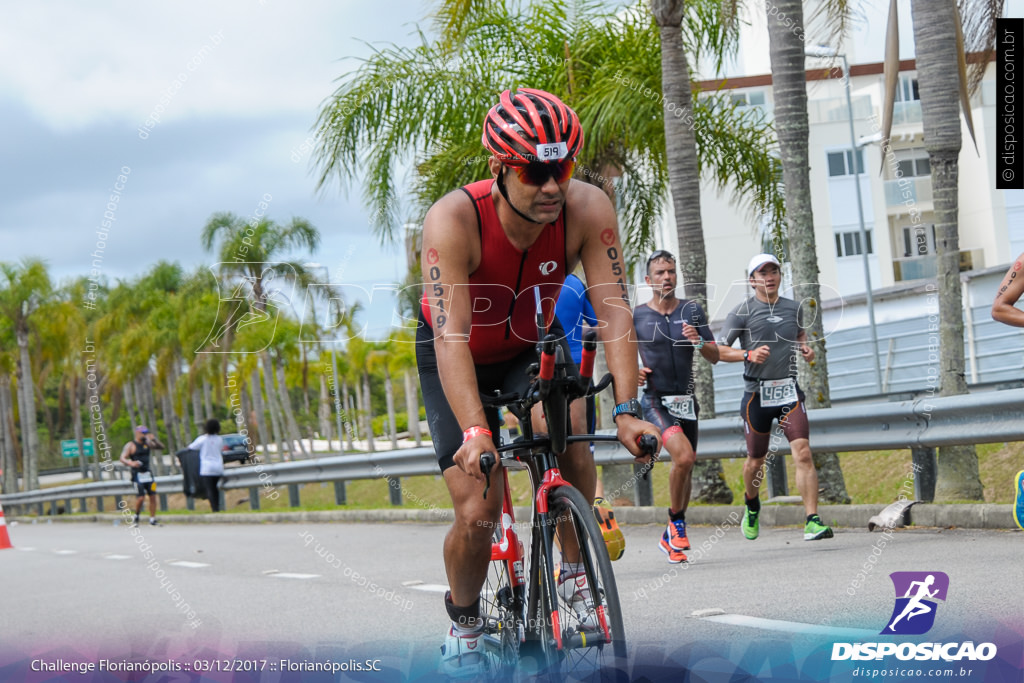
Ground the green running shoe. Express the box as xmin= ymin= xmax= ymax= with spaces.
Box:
xmin=742 ymin=508 xmax=759 ymax=540
xmin=804 ymin=515 xmax=834 ymax=541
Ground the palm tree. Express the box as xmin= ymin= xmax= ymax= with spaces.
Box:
xmin=0 ymin=258 xmax=52 ymax=491
xmin=368 ymin=340 xmax=399 ymax=451
xmin=876 ymin=0 xmax=999 ymax=500
xmin=201 ymin=212 xmax=322 ymax=459
xmin=647 ymin=0 xmax=736 ymax=503
xmin=313 ymin=0 xmax=785 ymax=492
xmin=313 ymin=0 xmax=783 ymax=251
xmin=747 ymin=0 xmax=850 ymax=503
xmin=0 ymin=321 xmax=19 ymax=493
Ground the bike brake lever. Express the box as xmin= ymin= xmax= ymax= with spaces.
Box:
xmin=636 ymin=434 xmax=659 ymax=480
xmin=479 ymin=452 xmax=496 ymax=499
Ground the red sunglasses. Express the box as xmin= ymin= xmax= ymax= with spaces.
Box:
xmin=510 ymin=159 xmax=576 ymax=186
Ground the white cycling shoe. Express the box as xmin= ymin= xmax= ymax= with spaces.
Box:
xmin=439 ymin=625 xmax=502 ymax=679
xmin=557 ymin=571 xmax=600 ymax=631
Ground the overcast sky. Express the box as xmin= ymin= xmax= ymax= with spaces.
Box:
xmin=3 ymin=2 xmax=1021 ymax=339
xmin=0 ymin=0 xmax=435 ymax=338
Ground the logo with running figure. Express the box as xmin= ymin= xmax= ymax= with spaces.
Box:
xmin=881 ymin=571 xmax=949 ymax=635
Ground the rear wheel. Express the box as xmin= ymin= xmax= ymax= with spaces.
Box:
xmin=532 ymin=484 xmax=628 ymax=680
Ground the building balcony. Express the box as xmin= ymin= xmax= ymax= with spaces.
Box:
xmin=884 ymin=176 xmax=932 ymax=212
xmin=893 ymin=254 xmax=936 ymax=282
xmin=892 ymin=250 xmax=984 ymax=282
xmin=807 ymin=95 xmax=873 ymax=125
xmin=892 ymin=100 xmax=922 ymax=127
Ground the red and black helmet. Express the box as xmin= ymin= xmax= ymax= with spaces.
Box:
xmin=482 ymin=88 xmax=584 ymax=166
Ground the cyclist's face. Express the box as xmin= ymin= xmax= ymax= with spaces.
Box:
xmin=645 ymin=258 xmax=677 ymax=297
xmin=491 ymin=157 xmax=568 ymax=223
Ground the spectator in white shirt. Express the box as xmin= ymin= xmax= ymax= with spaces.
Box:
xmin=189 ymin=419 xmax=225 ymax=512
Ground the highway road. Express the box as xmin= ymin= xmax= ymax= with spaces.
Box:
xmin=1 ymin=520 xmax=1020 ymax=680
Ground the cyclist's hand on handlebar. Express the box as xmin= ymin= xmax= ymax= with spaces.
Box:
xmin=614 ymin=415 xmax=661 ymax=464
xmin=454 ymin=434 xmax=500 ymax=484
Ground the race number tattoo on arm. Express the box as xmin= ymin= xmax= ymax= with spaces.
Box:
xmin=603 ymin=241 xmax=629 ymax=304
xmin=425 ymin=249 xmax=448 ymax=329
xmin=998 ymin=260 xmax=1021 ymax=296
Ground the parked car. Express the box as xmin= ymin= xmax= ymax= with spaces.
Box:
xmin=221 ymin=434 xmax=252 ymax=465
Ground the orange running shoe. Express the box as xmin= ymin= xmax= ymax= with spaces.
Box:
xmin=666 ymin=517 xmax=690 ymax=551
xmin=658 ymin=530 xmax=687 ymax=564
xmin=593 ymin=497 xmax=625 ymax=561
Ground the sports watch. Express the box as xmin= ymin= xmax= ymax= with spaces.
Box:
xmin=612 ymin=398 xmax=641 ymax=421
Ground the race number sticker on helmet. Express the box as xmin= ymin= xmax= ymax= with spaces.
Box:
xmin=536 ymin=142 xmax=568 ymax=161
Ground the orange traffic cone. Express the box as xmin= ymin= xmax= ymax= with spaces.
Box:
xmin=0 ymin=500 xmax=13 ymax=550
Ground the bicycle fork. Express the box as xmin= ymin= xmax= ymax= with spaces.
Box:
xmin=490 ymin=472 xmax=525 ymax=641
xmin=536 ymin=470 xmax=613 ymax=650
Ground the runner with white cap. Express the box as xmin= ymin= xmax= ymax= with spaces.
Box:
xmin=718 ymin=254 xmax=833 ymax=542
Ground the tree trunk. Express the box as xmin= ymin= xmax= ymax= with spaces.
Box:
xmin=404 ymin=370 xmax=421 ymax=447
xmin=71 ymin=375 xmax=88 ymax=479
xmin=174 ymin=362 xmax=193 ymax=446
xmin=384 ymin=369 xmax=398 ymax=450
xmin=342 ymin=379 xmax=355 ymax=450
xmin=650 ymin=0 xmax=732 ymax=504
xmin=911 ymin=0 xmax=982 ymax=500
xmin=766 ymin=0 xmax=849 ymax=503
xmin=301 ymin=345 xmax=310 ymax=414
xmin=142 ymin=372 xmax=164 ymax=475
xmin=362 ymin=371 xmax=375 ymax=453
xmin=16 ymin=329 xmax=40 ymax=491
xmin=192 ymin=386 xmax=203 ymax=429
xmin=260 ymin=353 xmax=288 ymax=460
xmin=203 ymin=378 xmax=213 ymax=422
xmin=250 ymin=368 xmax=269 ymax=458
xmin=0 ymin=375 xmax=18 ymax=494
xmin=163 ymin=373 xmax=181 ymax=455
xmin=123 ymin=381 xmax=139 ymax=435
xmin=275 ymin=356 xmax=307 ymax=457
xmin=318 ymin=374 xmax=333 ymax=451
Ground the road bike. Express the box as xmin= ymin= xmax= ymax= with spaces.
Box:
xmin=476 ymin=327 xmax=657 ymax=679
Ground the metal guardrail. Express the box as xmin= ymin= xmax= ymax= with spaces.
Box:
xmin=4 ymin=389 xmax=1024 ymax=513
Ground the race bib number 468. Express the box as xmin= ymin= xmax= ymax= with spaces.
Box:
xmin=759 ymin=378 xmax=797 ymax=407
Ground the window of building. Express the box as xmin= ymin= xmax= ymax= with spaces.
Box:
xmin=730 ymin=91 xmax=766 ymax=107
xmin=835 ymin=230 xmax=873 ymax=257
xmin=896 ymin=76 xmax=920 ymax=102
xmin=901 ymin=224 xmax=936 ymax=257
xmin=893 ymin=148 xmax=931 ymax=178
xmin=827 ymin=149 xmax=864 ymax=176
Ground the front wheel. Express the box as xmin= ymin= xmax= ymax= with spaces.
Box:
xmin=535 ymin=484 xmax=628 ymax=679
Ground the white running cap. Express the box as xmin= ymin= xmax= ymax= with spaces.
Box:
xmin=747 ymin=253 xmax=781 ymax=276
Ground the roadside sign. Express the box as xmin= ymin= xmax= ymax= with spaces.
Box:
xmin=61 ymin=439 xmax=95 ymax=458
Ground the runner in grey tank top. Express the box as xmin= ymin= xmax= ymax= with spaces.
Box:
xmin=717 ymin=254 xmax=833 ymax=543
xmin=722 ymin=295 xmax=803 ymax=392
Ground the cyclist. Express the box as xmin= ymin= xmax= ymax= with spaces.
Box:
xmin=554 ymin=271 xmax=626 ymax=561
xmin=718 ymin=254 xmax=833 ymax=542
xmin=990 ymin=254 xmax=1024 ymax=530
xmin=119 ymin=425 xmax=166 ymax=527
xmin=417 ymin=87 xmax=660 ymax=677
xmin=634 ymin=250 xmax=719 ymax=563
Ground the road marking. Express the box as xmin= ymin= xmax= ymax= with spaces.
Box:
xmin=54 ymin=549 xmax=77 ymax=555
xmin=267 ymin=572 xmax=320 ymax=580
xmin=696 ymin=613 xmax=877 ymax=638
xmin=168 ymin=560 xmax=210 ymax=568
xmin=104 ymin=554 xmax=132 ymax=560
xmin=406 ymin=583 xmax=450 ymax=593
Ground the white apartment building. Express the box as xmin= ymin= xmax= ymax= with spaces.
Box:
xmin=651 ymin=9 xmax=1024 ymax=329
